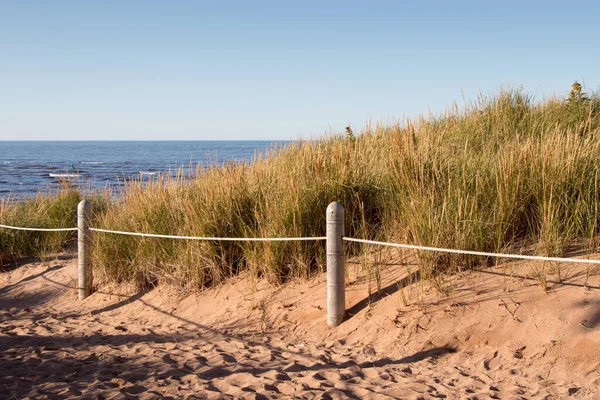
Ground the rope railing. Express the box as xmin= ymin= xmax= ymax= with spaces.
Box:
xmin=3 ymin=201 xmax=599 ymax=328
xmin=0 ymin=223 xmax=326 ymax=241
xmin=88 ymin=227 xmax=326 ymax=242
xmin=2 ymin=220 xmax=593 ymax=264
xmin=343 ymin=237 xmax=600 ymax=265
xmin=0 ymin=223 xmax=78 ymax=232
xmin=1 ymin=209 xmax=328 ymax=303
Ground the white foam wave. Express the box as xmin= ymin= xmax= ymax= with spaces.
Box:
xmin=49 ymin=173 xmax=81 ymax=178
xmin=81 ymin=162 xmax=105 ymax=164
xmin=139 ymin=171 xmax=156 ymax=176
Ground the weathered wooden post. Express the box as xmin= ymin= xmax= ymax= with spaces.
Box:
xmin=326 ymin=202 xmax=345 ymax=327
xmin=77 ymin=199 xmax=92 ymax=300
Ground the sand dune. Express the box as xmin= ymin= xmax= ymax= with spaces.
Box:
xmin=1 ymin=253 xmax=600 ymax=399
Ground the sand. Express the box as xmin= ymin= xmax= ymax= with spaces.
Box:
xmin=1 ymin=252 xmax=600 ymax=399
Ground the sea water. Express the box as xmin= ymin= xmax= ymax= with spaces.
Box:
xmin=0 ymin=141 xmax=287 ymax=199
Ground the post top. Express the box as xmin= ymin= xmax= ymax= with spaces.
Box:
xmin=77 ymin=199 xmax=90 ymax=213
xmin=326 ymin=202 xmax=344 ymax=219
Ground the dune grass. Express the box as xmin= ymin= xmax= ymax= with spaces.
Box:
xmin=90 ymin=87 xmax=600 ymax=289
xmin=0 ymin=188 xmax=81 ymax=267
xmin=2 ymin=87 xmax=600 ymax=289
xmin=0 ymin=185 xmax=110 ymax=269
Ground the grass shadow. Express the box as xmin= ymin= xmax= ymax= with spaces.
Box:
xmin=345 ymin=269 xmax=421 ymax=320
xmin=0 ymin=263 xmax=65 ymax=297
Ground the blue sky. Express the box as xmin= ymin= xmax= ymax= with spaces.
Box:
xmin=1 ymin=1 xmax=599 ymax=140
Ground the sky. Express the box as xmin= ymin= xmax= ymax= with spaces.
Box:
xmin=1 ymin=1 xmax=599 ymax=141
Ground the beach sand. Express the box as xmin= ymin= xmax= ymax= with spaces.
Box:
xmin=1 ymin=252 xmax=600 ymax=399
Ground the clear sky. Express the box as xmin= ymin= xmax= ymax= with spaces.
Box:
xmin=1 ymin=1 xmax=599 ymax=140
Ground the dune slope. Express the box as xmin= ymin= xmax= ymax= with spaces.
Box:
xmin=1 ymin=253 xmax=600 ymax=399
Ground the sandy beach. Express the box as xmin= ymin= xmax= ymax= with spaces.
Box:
xmin=1 ymin=253 xmax=600 ymax=399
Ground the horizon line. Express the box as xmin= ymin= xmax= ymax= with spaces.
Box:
xmin=0 ymin=139 xmax=298 ymax=142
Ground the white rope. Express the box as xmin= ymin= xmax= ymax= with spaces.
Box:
xmin=343 ymin=237 xmax=600 ymax=265
xmin=0 ymin=224 xmax=78 ymax=232
xmin=89 ymin=227 xmax=326 ymax=242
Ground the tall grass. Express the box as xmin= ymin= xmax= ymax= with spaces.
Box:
xmin=0 ymin=187 xmax=81 ymax=267
xmin=2 ymin=87 xmax=600 ymax=288
xmin=89 ymin=88 xmax=600 ymax=289
xmin=92 ymin=137 xmax=391 ymax=289
xmin=387 ymin=91 xmax=600 ymax=278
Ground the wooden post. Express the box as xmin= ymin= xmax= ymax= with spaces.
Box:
xmin=77 ymin=200 xmax=92 ymax=299
xmin=326 ymin=202 xmax=345 ymax=327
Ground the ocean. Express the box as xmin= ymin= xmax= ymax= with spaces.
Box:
xmin=0 ymin=141 xmax=287 ymax=200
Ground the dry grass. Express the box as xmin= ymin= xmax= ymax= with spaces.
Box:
xmin=0 ymin=184 xmax=109 ymax=269
xmin=0 ymin=187 xmax=81 ymax=266
xmin=2 ymin=87 xmax=600 ymax=290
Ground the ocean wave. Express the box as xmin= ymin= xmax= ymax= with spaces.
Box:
xmin=49 ymin=173 xmax=81 ymax=178
xmin=81 ymin=162 xmax=105 ymax=164
xmin=139 ymin=171 xmax=156 ymax=176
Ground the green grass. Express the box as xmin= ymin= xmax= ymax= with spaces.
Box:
xmin=2 ymin=87 xmax=600 ymax=289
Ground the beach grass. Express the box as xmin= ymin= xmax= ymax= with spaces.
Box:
xmin=0 ymin=184 xmax=110 ymax=269
xmin=0 ymin=187 xmax=81 ymax=266
xmin=2 ymin=86 xmax=600 ymax=289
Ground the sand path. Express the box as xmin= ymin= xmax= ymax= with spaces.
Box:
xmin=1 ymin=254 xmax=600 ymax=399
